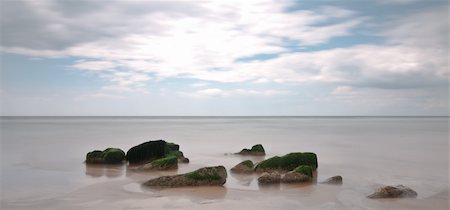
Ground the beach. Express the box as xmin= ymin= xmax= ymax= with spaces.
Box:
xmin=1 ymin=117 xmax=449 ymax=209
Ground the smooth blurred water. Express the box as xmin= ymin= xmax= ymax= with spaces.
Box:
xmin=1 ymin=117 xmax=449 ymax=209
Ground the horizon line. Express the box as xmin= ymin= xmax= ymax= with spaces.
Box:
xmin=0 ymin=115 xmax=448 ymax=118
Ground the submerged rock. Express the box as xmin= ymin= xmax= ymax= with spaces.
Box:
xmin=255 ymin=152 xmax=318 ymax=172
xmin=258 ymin=172 xmax=281 ymax=184
xmin=237 ymin=144 xmax=266 ymax=156
xmin=321 ymin=176 xmax=343 ymax=185
xmin=138 ymin=156 xmax=178 ymax=170
xmin=281 ymin=171 xmax=311 ymax=183
xmin=86 ymin=148 xmax=125 ymax=164
xmin=231 ymin=160 xmax=254 ymax=173
xmin=367 ymin=185 xmax=418 ymax=199
xmin=143 ymin=166 xmax=227 ymax=188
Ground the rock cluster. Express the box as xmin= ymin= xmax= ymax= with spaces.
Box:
xmin=85 ymin=148 xmax=126 ymax=164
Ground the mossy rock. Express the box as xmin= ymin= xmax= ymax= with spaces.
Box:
xmin=255 ymin=156 xmax=282 ymax=172
xmin=151 ymin=156 xmax=178 ymax=169
xmin=278 ymin=153 xmax=303 ymax=171
xmin=302 ymin=152 xmax=318 ymax=169
xmin=255 ymin=152 xmax=318 ymax=172
xmin=126 ymin=140 xmax=167 ymax=164
xmin=86 ymin=148 xmax=125 ymax=164
xmin=165 ymin=142 xmax=180 ymax=152
xmin=102 ymin=148 xmax=126 ymax=164
xmin=139 ymin=156 xmax=178 ymax=170
xmin=230 ymin=160 xmax=254 ymax=173
xmin=144 ymin=166 xmax=227 ymax=188
xmin=294 ymin=165 xmax=313 ymax=178
xmin=237 ymin=144 xmax=266 ymax=155
xmin=251 ymin=144 xmax=265 ymax=153
xmin=86 ymin=150 xmax=103 ymax=164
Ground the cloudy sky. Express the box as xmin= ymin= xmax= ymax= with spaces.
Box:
xmin=0 ymin=0 xmax=448 ymax=116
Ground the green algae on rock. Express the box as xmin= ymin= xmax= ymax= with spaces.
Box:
xmin=138 ymin=156 xmax=178 ymax=170
xmin=126 ymin=140 xmax=189 ymax=164
xmin=230 ymin=160 xmax=254 ymax=173
xmin=293 ymin=165 xmax=313 ymax=178
xmin=85 ymin=148 xmax=125 ymax=164
xmin=143 ymin=166 xmax=227 ymax=188
xmin=255 ymin=152 xmax=318 ymax=172
xmin=237 ymin=144 xmax=266 ymax=156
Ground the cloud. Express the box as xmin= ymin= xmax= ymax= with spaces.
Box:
xmin=180 ymin=88 xmax=290 ymax=98
xmin=72 ymin=60 xmax=117 ymax=71
xmin=191 ymin=82 xmax=210 ymax=88
xmin=1 ymin=0 xmax=447 ymax=99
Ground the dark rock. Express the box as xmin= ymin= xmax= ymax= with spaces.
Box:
xmin=255 ymin=152 xmax=318 ymax=172
xmin=237 ymin=144 xmax=266 ymax=156
xmin=281 ymin=171 xmax=311 ymax=183
xmin=321 ymin=176 xmax=343 ymax=185
xmin=258 ymin=172 xmax=281 ymax=184
xmin=367 ymin=185 xmax=418 ymax=199
xmin=143 ymin=166 xmax=227 ymax=188
xmin=126 ymin=140 xmax=167 ymax=164
xmin=86 ymin=150 xmax=104 ymax=164
xmin=231 ymin=160 xmax=254 ymax=173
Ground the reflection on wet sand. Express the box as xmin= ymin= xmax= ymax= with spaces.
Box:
xmin=85 ymin=164 xmax=125 ymax=178
xmin=142 ymin=185 xmax=228 ymax=202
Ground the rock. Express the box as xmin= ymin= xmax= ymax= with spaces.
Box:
xmin=102 ymin=148 xmax=126 ymax=164
xmin=138 ymin=156 xmax=178 ymax=170
xmin=293 ymin=165 xmax=313 ymax=178
xmin=126 ymin=140 xmax=189 ymax=164
xmin=144 ymin=166 xmax=227 ymax=188
xmin=367 ymin=185 xmax=418 ymax=199
xmin=168 ymin=151 xmax=190 ymax=163
xmin=321 ymin=176 xmax=342 ymax=185
xmin=258 ymin=172 xmax=281 ymax=184
xmin=281 ymin=171 xmax=311 ymax=183
xmin=165 ymin=142 xmax=180 ymax=152
xmin=255 ymin=152 xmax=318 ymax=172
xmin=86 ymin=148 xmax=125 ymax=164
xmin=231 ymin=160 xmax=254 ymax=173
xmin=86 ymin=150 xmax=104 ymax=164
xmin=237 ymin=144 xmax=266 ymax=156
xmin=126 ymin=140 xmax=167 ymax=164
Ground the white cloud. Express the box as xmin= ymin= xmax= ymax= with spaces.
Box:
xmin=1 ymin=0 xmax=447 ymax=99
xmin=180 ymin=88 xmax=290 ymax=98
xmin=72 ymin=60 xmax=117 ymax=71
xmin=191 ymin=82 xmax=210 ymax=88
xmin=1 ymin=0 xmax=363 ymax=89
xmin=378 ymin=0 xmax=418 ymax=5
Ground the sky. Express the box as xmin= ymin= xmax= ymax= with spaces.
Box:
xmin=0 ymin=0 xmax=448 ymax=116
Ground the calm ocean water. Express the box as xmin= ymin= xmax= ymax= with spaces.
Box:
xmin=1 ymin=117 xmax=449 ymax=209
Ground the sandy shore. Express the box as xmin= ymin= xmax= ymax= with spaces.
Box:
xmin=3 ymin=166 xmax=449 ymax=210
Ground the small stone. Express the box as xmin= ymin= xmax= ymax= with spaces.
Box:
xmin=367 ymin=185 xmax=418 ymax=199
xmin=321 ymin=176 xmax=343 ymax=185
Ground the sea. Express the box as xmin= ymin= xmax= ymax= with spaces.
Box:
xmin=1 ymin=116 xmax=449 ymax=209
